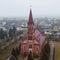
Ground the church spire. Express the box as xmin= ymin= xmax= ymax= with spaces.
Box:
xmin=28 ymin=9 xmax=34 ymax=25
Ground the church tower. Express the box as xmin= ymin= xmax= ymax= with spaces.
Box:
xmin=21 ymin=8 xmax=45 ymax=55
xmin=28 ymin=9 xmax=34 ymax=33
xmin=27 ymin=9 xmax=34 ymax=41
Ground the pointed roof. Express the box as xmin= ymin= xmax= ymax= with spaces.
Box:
xmin=28 ymin=9 xmax=34 ymax=25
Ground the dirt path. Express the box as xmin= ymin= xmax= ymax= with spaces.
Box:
xmin=24 ymin=56 xmax=39 ymax=60
xmin=24 ymin=56 xmax=28 ymax=60
xmin=34 ymin=58 xmax=39 ymax=60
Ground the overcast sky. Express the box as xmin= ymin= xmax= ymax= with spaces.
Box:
xmin=0 ymin=0 xmax=60 ymax=17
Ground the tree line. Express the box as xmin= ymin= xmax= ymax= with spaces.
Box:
xmin=0 ymin=26 xmax=23 ymax=40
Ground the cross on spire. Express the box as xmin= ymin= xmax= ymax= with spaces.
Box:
xmin=30 ymin=5 xmax=32 ymax=8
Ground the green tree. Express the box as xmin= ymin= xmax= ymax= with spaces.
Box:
xmin=27 ymin=54 xmax=34 ymax=60
xmin=0 ymin=29 xmax=4 ymax=39
xmin=9 ymin=28 xmax=13 ymax=39
xmin=12 ymin=26 xmax=17 ymax=36
xmin=9 ymin=26 xmax=17 ymax=39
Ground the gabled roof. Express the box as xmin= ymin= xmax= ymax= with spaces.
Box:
xmin=34 ymin=28 xmax=45 ymax=36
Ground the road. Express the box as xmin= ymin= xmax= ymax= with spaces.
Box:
xmin=50 ymin=41 xmax=55 ymax=60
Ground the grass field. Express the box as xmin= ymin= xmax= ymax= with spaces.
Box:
xmin=0 ymin=40 xmax=20 ymax=60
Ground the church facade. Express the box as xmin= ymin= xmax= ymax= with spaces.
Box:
xmin=20 ymin=9 xmax=45 ymax=55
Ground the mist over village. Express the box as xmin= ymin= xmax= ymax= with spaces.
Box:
xmin=0 ymin=0 xmax=60 ymax=60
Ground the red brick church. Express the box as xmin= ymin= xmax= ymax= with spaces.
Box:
xmin=20 ymin=9 xmax=45 ymax=55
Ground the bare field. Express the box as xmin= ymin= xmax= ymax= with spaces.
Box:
xmin=55 ymin=41 xmax=60 ymax=60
